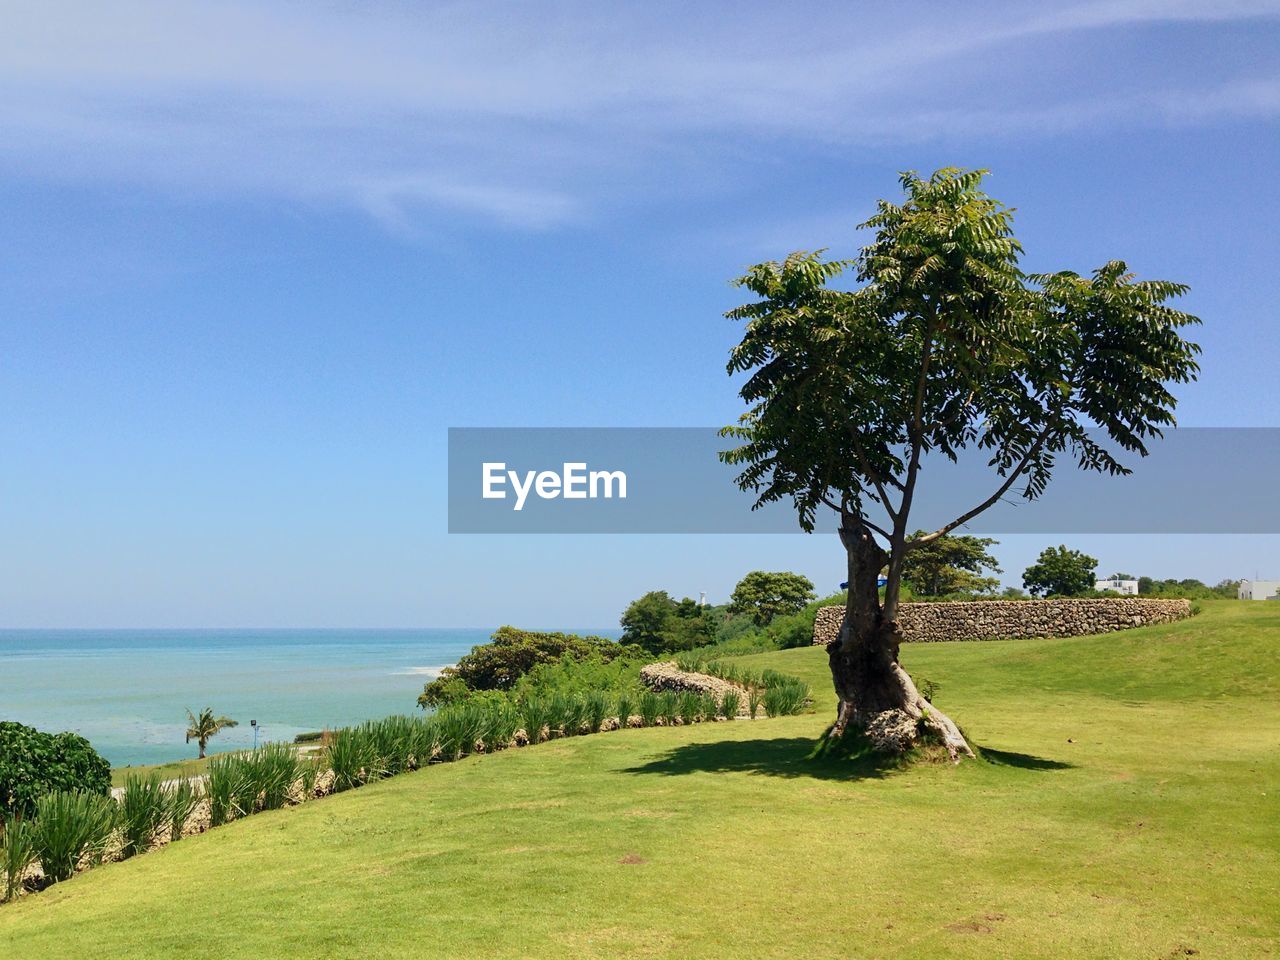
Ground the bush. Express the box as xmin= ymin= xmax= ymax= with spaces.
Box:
xmin=119 ymin=772 xmax=168 ymax=858
xmin=29 ymin=790 xmax=117 ymax=883
xmin=419 ymin=627 xmax=640 ymax=706
xmin=613 ymin=693 xmax=634 ymax=728
xmin=763 ymin=683 xmax=807 ymax=717
xmin=720 ymin=689 xmax=741 ymax=718
xmin=2 ymin=815 xmax=37 ymax=902
xmin=207 ymin=754 xmax=251 ymax=823
xmin=637 ymin=692 xmax=662 ymax=727
xmin=0 ymin=721 xmax=111 ymax=818
xmin=166 ymin=779 xmax=202 ymax=841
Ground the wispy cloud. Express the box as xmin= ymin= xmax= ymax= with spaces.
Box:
xmin=1 ymin=0 xmax=1276 ymax=230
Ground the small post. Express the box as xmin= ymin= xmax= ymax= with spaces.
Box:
xmin=251 ymin=718 xmax=259 ymax=750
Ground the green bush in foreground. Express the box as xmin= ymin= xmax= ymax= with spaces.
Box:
xmin=29 ymin=791 xmax=116 ymax=884
xmin=2 ymin=816 xmax=37 ymax=902
xmin=119 ymin=772 xmax=168 ymax=858
xmin=0 ymin=721 xmax=112 ymax=818
xmin=166 ymin=779 xmax=202 ymax=842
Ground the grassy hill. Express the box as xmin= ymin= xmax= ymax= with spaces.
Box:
xmin=2 ymin=601 xmax=1277 ymax=959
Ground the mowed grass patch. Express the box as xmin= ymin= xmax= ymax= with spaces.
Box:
xmin=3 ymin=603 xmax=1277 ymax=959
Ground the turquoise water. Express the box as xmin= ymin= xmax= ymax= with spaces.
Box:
xmin=0 ymin=628 xmax=619 ymax=767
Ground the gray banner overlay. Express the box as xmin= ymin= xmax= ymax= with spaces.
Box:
xmin=448 ymin=427 xmax=1280 ymax=534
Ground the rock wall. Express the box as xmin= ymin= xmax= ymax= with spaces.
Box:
xmin=812 ymin=598 xmax=1192 ymax=645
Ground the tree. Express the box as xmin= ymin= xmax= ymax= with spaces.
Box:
xmin=419 ymin=627 xmax=632 ymax=706
xmin=721 ymin=168 xmax=1199 ymax=758
xmin=900 ymin=532 xmax=1001 ymax=597
xmin=184 ymin=708 xmax=238 ymax=759
xmin=728 ymin=571 xmax=816 ymax=626
xmin=620 ymin=591 xmax=678 ymax=651
xmin=1022 ymin=545 xmax=1098 ymax=597
xmin=619 ymin=591 xmax=715 ymax=654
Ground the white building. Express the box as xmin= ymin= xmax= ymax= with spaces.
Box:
xmin=1238 ymin=580 xmax=1280 ymax=601
xmin=1095 ymin=577 xmax=1139 ymax=595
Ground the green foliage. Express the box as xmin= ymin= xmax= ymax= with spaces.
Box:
xmin=727 ymin=571 xmax=816 ymax=626
xmin=677 ymin=691 xmax=703 ymax=724
xmin=29 ymin=791 xmax=117 ymax=884
xmin=747 ymin=686 xmax=763 ymax=719
xmin=719 ymin=689 xmax=741 ymax=718
xmin=418 ymin=627 xmax=636 ymax=707
xmin=1138 ymin=576 xmax=1239 ymax=599
xmin=165 ymin=779 xmax=202 ymax=842
xmin=240 ymin=743 xmax=304 ymax=811
xmin=2 ymin=816 xmax=38 ymax=902
xmin=658 ymin=692 xmax=680 ymax=725
xmin=619 ymin=591 xmax=716 ymax=655
xmin=184 ymin=708 xmax=238 ymax=759
xmin=719 ymin=166 xmax=1201 ymax=642
xmin=613 ymin=693 xmax=634 ymax=728
xmin=901 ymin=532 xmax=1001 ymax=597
xmin=519 ymin=697 xmax=554 ymax=745
xmin=584 ymin=691 xmax=610 ymax=733
xmin=636 ymin=692 xmax=661 ymax=727
xmin=1023 ymin=545 xmax=1098 ymax=597
xmin=0 ymin=721 xmax=111 ymax=819
xmin=510 ymin=653 xmax=644 ymax=702
xmin=206 ymin=754 xmax=251 ymax=825
xmin=119 ymin=772 xmax=168 ymax=858
xmin=762 ymin=684 xmax=807 ymax=717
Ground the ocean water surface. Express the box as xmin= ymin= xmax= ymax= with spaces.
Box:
xmin=0 ymin=627 xmax=619 ymax=767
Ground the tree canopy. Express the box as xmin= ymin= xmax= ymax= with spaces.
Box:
xmin=901 ymin=532 xmax=1001 ymax=597
xmin=727 ymin=570 xmax=816 ymax=626
xmin=1022 ymin=545 xmax=1098 ymax=597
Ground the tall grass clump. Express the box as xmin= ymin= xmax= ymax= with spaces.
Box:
xmin=637 ymin=691 xmax=661 ymax=727
xmin=166 ymin=779 xmax=202 ymax=841
xmin=763 ymin=682 xmax=808 ymax=717
xmin=433 ymin=707 xmax=471 ymax=761
xmin=613 ymin=692 xmax=634 ymax=729
xmin=677 ymin=691 xmax=703 ymax=725
xmin=584 ymin=691 xmax=610 ymax=733
xmin=659 ymin=691 xmax=680 ymax=725
xmin=2 ymin=816 xmax=37 ymax=902
xmin=29 ymin=791 xmax=116 ymax=883
xmin=720 ymin=689 xmax=741 ymax=718
xmin=242 ymin=743 xmax=303 ymax=811
xmin=327 ymin=728 xmax=375 ymax=793
xmin=119 ymin=771 xmax=168 ymax=857
xmin=748 ymin=686 xmax=763 ymax=719
xmin=519 ymin=697 xmax=554 ymax=745
xmin=207 ymin=753 xmax=251 ymax=824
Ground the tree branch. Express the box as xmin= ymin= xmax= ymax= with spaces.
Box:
xmin=913 ymin=424 xmax=1057 ymax=545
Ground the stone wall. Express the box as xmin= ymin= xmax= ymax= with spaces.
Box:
xmin=812 ymin=597 xmax=1192 ymax=645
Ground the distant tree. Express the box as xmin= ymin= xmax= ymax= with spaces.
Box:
xmin=1138 ymin=575 xmax=1156 ymax=595
xmin=721 ymin=168 xmax=1199 ymax=757
xmin=1001 ymin=586 xmax=1027 ymax=599
xmin=620 ymin=591 xmax=679 ymax=651
xmin=1022 ymin=546 xmax=1098 ymax=597
xmin=900 ymin=532 xmax=1001 ymax=596
xmin=1109 ymin=572 xmax=1136 ymax=580
xmin=728 ymin=571 xmax=816 ymax=626
xmin=419 ymin=627 xmax=633 ymax=706
xmin=185 ymin=708 xmax=238 ymax=759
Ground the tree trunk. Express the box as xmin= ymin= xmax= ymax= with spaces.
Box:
xmin=198 ymin=740 xmax=207 ymax=760
xmin=828 ymin=521 xmax=974 ymax=761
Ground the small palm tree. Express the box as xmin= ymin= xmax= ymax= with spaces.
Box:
xmin=185 ymin=708 xmax=238 ymax=759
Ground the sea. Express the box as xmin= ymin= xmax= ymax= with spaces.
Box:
xmin=0 ymin=627 xmax=620 ymax=768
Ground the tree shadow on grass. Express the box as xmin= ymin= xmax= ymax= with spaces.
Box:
xmin=621 ymin=735 xmax=1073 ymax=781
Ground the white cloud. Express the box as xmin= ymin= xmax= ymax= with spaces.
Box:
xmin=0 ymin=0 xmax=1276 ymax=230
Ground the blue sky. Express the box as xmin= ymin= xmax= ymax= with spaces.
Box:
xmin=1 ymin=0 xmax=1278 ymax=627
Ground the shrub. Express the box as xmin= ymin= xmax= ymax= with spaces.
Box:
xmin=677 ymin=691 xmax=703 ymax=725
xmin=166 ymin=779 xmax=202 ymax=841
xmin=659 ymin=692 xmax=680 ymax=725
xmin=419 ymin=627 xmax=640 ymax=706
xmin=2 ymin=815 xmax=37 ymax=902
xmin=29 ymin=790 xmax=116 ymax=883
xmin=637 ymin=691 xmax=661 ymax=727
xmin=613 ymin=692 xmax=634 ymax=729
xmin=519 ymin=697 xmax=554 ymax=745
xmin=119 ymin=772 xmax=168 ymax=858
xmin=720 ymin=689 xmax=741 ymax=718
xmin=207 ymin=753 xmax=251 ymax=823
xmin=763 ymin=683 xmax=807 ymax=717
xmin=0 ymin=721 xmax=111 ymax=818
xmin=584 ymin=691 xmax=610 ymax=733
xmin=242 ymin=743 xmax=303 ymax=811
xmin=748 ymin=686 xmax=763 ymax=719
xmin=297 ymin=759 xmax=321 ymax=801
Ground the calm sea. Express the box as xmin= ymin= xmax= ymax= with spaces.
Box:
xmin=0 ymin=627 xmax=619 ymax=767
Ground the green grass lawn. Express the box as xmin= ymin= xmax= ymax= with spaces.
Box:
xmin=4 ymin=601 xmax=1277 ymax=959
xmin=110 ymin=756 xmax=212 ymax=788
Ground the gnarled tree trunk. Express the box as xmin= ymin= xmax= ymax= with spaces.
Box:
xmin=827 ymin=521 xmax=974 ymax=761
